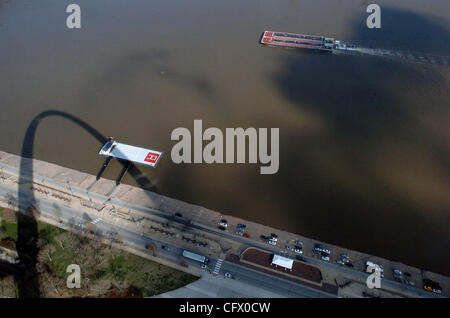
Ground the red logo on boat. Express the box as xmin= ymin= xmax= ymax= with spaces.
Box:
xmin=144 ymin=152 xmax=160 ymax=164
xmin=265 ymin=31 xmax=273 ymax=37
xmin=262 ymin=37 xmax=273 ymax=43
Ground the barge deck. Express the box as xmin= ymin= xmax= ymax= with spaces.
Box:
xmin=260 ymin=30 xmax=356 ymax=53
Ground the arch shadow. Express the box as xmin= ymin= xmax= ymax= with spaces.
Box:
xmin=14 ymin=110 xmax=160 ymax=297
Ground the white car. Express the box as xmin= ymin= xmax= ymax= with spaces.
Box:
xmin=336 ymin=259 xmax=345 ymax=265
xmin=321 ymin=255 xmax=330 ymax=262
xmin=268 ymin=239 xmax=277 ymax=246
xmin=322 ymin=248 xmax=331 ymax=255
xmin=201 ymin=264 xmax=208 ymax=270
xmin=366 ymin=261 xmax=384 ymax=272
xmin=224 ymin=272 xmax=232 ymax=278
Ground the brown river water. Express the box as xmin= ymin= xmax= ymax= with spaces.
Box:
xmin=0 ymin=0 xmax=449 ymax=274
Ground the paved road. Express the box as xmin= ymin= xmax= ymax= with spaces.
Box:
xmin=0 ymin=176 xmax=443 ymax=298
xmin=100 ymin=194 xmax=443 ymax=298
xmin=0 ymin=183 xmax=334 ymax=298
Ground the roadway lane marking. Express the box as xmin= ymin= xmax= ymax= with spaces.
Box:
xmin=91 ymin=218 xmax=102 ymax=225
xmin=213 ymin=259 xmax=224 ymax=276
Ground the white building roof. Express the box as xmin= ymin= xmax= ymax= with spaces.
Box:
xmin=271 ymin=254 xmax=294 ymax=270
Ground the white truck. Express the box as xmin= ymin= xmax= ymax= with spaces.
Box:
xmin=182 ymin=250 xmax=209 ymax=264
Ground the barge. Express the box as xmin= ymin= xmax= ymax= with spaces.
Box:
xmin=260 ymin=30 xmax=356 ymax=53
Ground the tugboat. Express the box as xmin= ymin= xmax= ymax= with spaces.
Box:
xmin=333 ymin=40 xmax=357 ymax=51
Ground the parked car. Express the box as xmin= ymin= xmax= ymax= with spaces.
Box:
xmin=237 ymin=224 xmax=246 ymax=229
xmin=423 ymin=279 xmax=442 ymax=294
xmin=340 ymin=253 xmax=349 ymax=259
xmin=345 ymin=263 xmax=354 ymax=268
xmin=322 ymin=248 xmax=331 ymax=255
xmin=243 ymin=233 xmax=250 ymax=238
xmin=294 ymin=246 xmax=303 ymax=254
xmin=236 ymin=231 xmax=244 ymax=236
xmin=268 ymin=239 xmax=277 ymax=246
xmin=285 ymin=245 xmax=294 ymax=252
xmin=313 ymin=243 xmax=323 ymax=254
xmin=224 ymin=272 xmax=233 ymax=278
xmin=201 ymin=264 xmax=208 ymax=269
xmin=270 ymin=233 xmax=278 ymax=242
xmin=336 ymin=259 xmax=345 ymax=265
xmin=393 ymin=269 xmax=402 ymax=276
xmin=218 ymin=219 xmax=228 ymax=228
xmin=294 ymin=240 xmax=303 ymax=246
xmin=321 ymin=255 xmax=330 ymax=262
xmin=365 ymin=261 xmax=383 ymax=272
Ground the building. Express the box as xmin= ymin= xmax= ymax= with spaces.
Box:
xmin=271 ymin=254 xmax=293 ymax=271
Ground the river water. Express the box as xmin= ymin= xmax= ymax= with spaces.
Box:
xmin=0 ymin=0 xmax=449 ymax=274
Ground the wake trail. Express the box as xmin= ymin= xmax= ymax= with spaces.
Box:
xmin=348 ymin=47 xmax=450 ymax=67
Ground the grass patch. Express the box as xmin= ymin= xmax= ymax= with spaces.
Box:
xmin=107 ymin=255 xmax=129 ymax=281
xmin=0 ymin=219 xmax=18 ymax=241
xmin=0 ymin=208 xmax=198 ymax=297
xmin=37 ymin=221 xmax=64 ymax=246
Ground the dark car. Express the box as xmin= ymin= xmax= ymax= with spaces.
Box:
xmin=345 ymin=263 xmax=354 ymax=268
xmin=313 ymin=243 xmax=323 ymax=254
